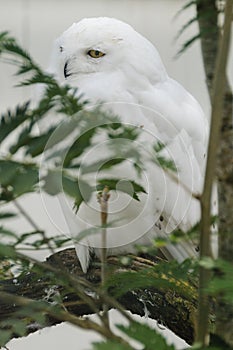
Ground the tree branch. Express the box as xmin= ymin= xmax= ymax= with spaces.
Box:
xmin=196 ymin=0 xmax=233 ymax=346
xmin=0 ymin=248 xmax=200 ymax=345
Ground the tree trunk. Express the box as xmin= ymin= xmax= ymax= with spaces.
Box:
xmin=196 ymin=0 xmax=233 ymax=346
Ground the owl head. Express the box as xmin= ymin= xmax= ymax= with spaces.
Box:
xmin=49 ymin=17 xmax=167 ymax=86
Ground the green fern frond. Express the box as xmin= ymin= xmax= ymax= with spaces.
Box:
xmin=176 ymin=33 xmax=201 ymax=57
xmin=19 ymin=72 xmax=56 ymax=86
xmin=0 ymin=102 xmax=31 ymax=144
xmin=2 ymin=42 xmax=31 ymax=61
xmin=174 ymin=0 xmax=198 ymax=19
xmin=175 ymin=16 xmax=199 ymax=40
xmin=0 ymin=31 xmax=15 ymax=53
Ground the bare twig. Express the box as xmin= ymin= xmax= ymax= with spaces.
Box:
xmin=0 ymin=291 xmax=132 ymax=347
xmin=14 ymin=247 xmax=135 ymax=324
xmin=196 ymin=0 xmax=233 ymax=346
xmin=14 ymin=198 xmax=59 ymax=258
xmin=97 ymin=186 xmax=111 ymax=329
xmin=167 ymin=169 xmax=201 ymax=200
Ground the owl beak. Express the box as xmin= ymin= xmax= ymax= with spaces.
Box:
xmin=64 ymin=61 xmax=72 ymax=78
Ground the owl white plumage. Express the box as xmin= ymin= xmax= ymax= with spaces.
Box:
xmin=49 ymin=17 xmax=209 ymax=273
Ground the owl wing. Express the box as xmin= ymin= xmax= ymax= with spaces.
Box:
xmin=135 ymin=77 xmax=209 ymax=261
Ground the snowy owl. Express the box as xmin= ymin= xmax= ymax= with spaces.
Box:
xmin=49 ymin=17 xmax=209 ymax=273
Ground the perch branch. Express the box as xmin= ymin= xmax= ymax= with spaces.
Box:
xmin=0 ymin=248 xmax=202 ymax=345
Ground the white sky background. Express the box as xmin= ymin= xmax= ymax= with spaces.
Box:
xmin=0 ymin=0 xmax=232 ymax=349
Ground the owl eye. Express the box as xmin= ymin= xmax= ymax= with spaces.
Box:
xmin=87 ymin=49 xmax=105 ymax=58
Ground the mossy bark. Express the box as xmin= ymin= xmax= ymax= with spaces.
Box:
xmin=196 ymin=0 xmax=233 ymax=346
xmin=0 ymin=249 xmax=199 ymax=345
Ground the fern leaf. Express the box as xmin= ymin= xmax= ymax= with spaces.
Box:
xmin=117 ymin=321 xmax=175 ymax=350
xmin=2 ymin=42 xmax=31 ymax=61
xmin=25 ymin=126 xmax=58 ymax=158
xmin=63 ymin=127 xmax=97 ymax=166
xmin=0 ymin=102 xmax=30 ymax=144
xmin=175 ymin=16 xmax=199 ymax=40
xmin=0 ymin=160 xmax=38 ymax=199
xmin=174 ymin=1 xmax=198 ymax=19
xmin=9 ymin=123 xmax=33 ymax=154
xmin=176 ymin=33 xmax=201 ymax=57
